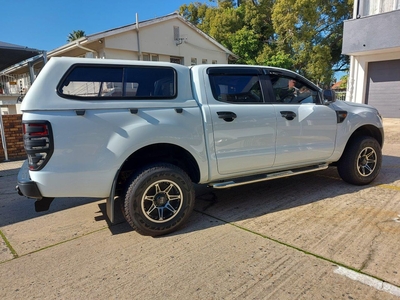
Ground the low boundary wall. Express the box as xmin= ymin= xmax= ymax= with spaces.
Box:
xmin=0 ymin=114 xmax=26 ymax=161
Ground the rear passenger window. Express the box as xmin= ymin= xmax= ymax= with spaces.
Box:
xmin=58 ymin=65 xmax=176 ymax=99
xmin=209 ymin=74 xmax=263 ymax=103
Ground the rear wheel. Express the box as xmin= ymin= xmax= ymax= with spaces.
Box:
xmin=124 ymin=163 xmax=195 ymax=236
xmin=337 ymin=136 xmax=382 ymax=185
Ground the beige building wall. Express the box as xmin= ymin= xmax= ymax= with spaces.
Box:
xmin=103 ymin=48 xmax=138 ymax=60
xmin=102 ymin=18 xmax=228 ymax=65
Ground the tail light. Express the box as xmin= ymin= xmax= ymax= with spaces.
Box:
xmin=22 ymin=121 xmax=54 ymax=171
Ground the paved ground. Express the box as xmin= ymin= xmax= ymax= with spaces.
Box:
xmin=1 ymin=118 xmax=399 ymax=299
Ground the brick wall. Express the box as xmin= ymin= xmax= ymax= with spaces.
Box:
xmin=0 ymin=114 xmax=26 ymax=161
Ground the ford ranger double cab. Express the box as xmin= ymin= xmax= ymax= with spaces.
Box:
xmin=17 ymin=57 xmax=384 ymax=236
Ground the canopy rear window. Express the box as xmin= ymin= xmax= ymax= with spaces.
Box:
xmin=58 ymin=65 xmax=176 ymax=100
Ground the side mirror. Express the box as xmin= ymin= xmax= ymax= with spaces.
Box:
xmin=323 ymin=89 xmax=336 ymax=103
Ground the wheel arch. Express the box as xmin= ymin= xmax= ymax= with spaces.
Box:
xmin=115 ymin=143 xmax=201 ymax=196
xmin=348 ymin=124 xmax=384 ymax=148
xmin=337 ymin=124 xmax=383 ymax=164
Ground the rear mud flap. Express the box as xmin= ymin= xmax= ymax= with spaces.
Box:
xmin=107 ymin=169 xmax=120 ymax=224
xmin=35 ymin=197 xmax=55 ymax=212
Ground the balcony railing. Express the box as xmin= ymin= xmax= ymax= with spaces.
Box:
xmin=0 ymin=73 xmax=33 ymax=96
xmin=357 ymin=0 xmax=400 ymax=18
xmin=335 ymin=91 xmax=347 ymax=101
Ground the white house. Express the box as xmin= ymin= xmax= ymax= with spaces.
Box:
xmin=0 ymin=12 xmax=237 ymax=112
xmin=342 ymin=0 xmax=400 ymax=118
xmin=49 ymin=12 xmax=236 ymax=64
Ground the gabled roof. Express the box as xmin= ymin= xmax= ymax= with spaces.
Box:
xmin=0 ymin=41 xmax=42 ymax=72
xmin=331 ymin=80 xmax=345 ymax=90
xmin=49 ymin=12 xmax=236 ymax=59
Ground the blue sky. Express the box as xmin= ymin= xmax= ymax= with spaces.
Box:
xmin=2 ymin=0 xmax=344 ymax=80
xmin=2 ymin=0 xmax=213 ymax=51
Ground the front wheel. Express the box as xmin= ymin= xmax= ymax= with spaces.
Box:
xmin=124 ymin=163 xmax=195 ymax=236
xmin=337 ymin=136 xmax=382 ymax=185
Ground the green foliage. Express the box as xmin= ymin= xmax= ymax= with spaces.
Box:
xmin=179 ymin=0 xmax=353 ymax=86
xmin=257 ymin=49 xmax=294 ymax=70
xmin=67 ymin=30 xmax=86 ymax=42
xmin=339 ymin=74 xmax=348 ymax=89
xmin=229 ymin=27 xmax=261 ymax=64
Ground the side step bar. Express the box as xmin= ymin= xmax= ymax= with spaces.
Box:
xmin=209 ymin=163 xmax=329 ymax=189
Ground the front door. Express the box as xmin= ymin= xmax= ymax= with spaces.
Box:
xmin=267 ymin=74 xmax=337 ymax=167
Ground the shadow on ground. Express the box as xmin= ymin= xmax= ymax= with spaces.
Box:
xmin=0 ymin=166 xmax=103 ymax=227
xmin=110 ymin=154 xmax=400 ymax=237
xmin=1 ymin=154 xmax=399 ymax=236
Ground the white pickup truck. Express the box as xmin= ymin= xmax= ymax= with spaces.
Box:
xmin=17 ymin=57 xmax=384 ymax=236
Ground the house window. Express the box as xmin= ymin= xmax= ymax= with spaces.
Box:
xmin=143 ymin=54 xmax=158 ymax=62
xmin=191 ymin=58 xmax=197 ymax=65
xmin=202 ymin=59 xmax=208 ymax=64
xmin=212 ymin=60 xmax=217 ymax=64
xmin=170 ymin=57 xmax=183 ymax=64
xmin=174 ymin=26 xmax=180 ymax=41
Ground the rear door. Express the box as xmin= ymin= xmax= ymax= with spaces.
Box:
xmin=206 ymin=67 xmax=277 ymax=175
xmin=266 ymin=72 xmax=337 ymax=167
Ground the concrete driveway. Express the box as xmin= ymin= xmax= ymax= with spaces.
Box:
xmin=1 ymin=118 xmax=399 ymax=299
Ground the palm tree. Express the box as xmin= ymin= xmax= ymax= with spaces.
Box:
xmin=67 ymin=30 xmax=86 ymax=42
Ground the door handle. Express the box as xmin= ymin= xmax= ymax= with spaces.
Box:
xmin=217 ymin=111 xmax=237 ymax=122
xmin=280 ymin=111 xmax=296 ymax=121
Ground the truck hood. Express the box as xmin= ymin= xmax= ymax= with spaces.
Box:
xmin=331 ymin=100 xmax=379 ymax=113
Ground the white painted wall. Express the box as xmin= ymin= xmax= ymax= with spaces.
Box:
xmin=346 ymin=49 xmax=400 ymax=103
xmin=346 ymin=1 xmax=400 ymax=104
xmin=103 ymin=48 xmax=138 ymax=60
xmin=102 ymin=18 xmax=229 ymax=65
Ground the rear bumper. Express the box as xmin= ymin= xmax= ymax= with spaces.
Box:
xmin=16 ymin=160 xmax=43 ymax=199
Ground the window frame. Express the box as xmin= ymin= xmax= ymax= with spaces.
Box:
xmin=263 ymin=71 xmax=323 ymax=105
xmin=207 ymin=67 xmax=269 ymax=104
xmin=57 ymin=63 xmax=177 ymax=100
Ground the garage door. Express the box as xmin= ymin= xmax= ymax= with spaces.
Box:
xmin=365 ymin=59 xmax=400 ymax=118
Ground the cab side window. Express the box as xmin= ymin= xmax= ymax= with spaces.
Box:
xmin=269 ymin=74 xmax=319 ymax=104
xmin=209 ymin=74 xmax=263 ymax=103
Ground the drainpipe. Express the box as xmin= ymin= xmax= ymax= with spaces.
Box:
xmin=136 ymin=13 xmax=141 ymax=60
xmin=42 ymin=51 xmax=48 ymax=64
xmin=356 ymin=0 xmax=363 ymax=18
xmin=75 ymin=41 xmax=98 ymax=58
xmin=27 ymin=51 xmax=48 ymax=85
xmin=0 ymin=112 xmax=8 ymax=161
xmin=347 ymin=56 xmax=355 ymax=102
xmin=28 ymin=61 xmax=35 ymax=85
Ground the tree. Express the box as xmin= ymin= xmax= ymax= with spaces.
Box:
xmin=67 ymin=30 xmax=85 ymax=42
xmin=339 ymin=74 xmax=348 ymax=89
xmin=272 ymin=0 xmax=353 ymax=84
xmin=179 ymin=0 xmax=353 ymax=86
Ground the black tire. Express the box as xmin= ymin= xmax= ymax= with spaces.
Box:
xmin=124 ymin=163 xmax=195 ymax=236
xmin=337 ymin=136 xmax=382 ymax=185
